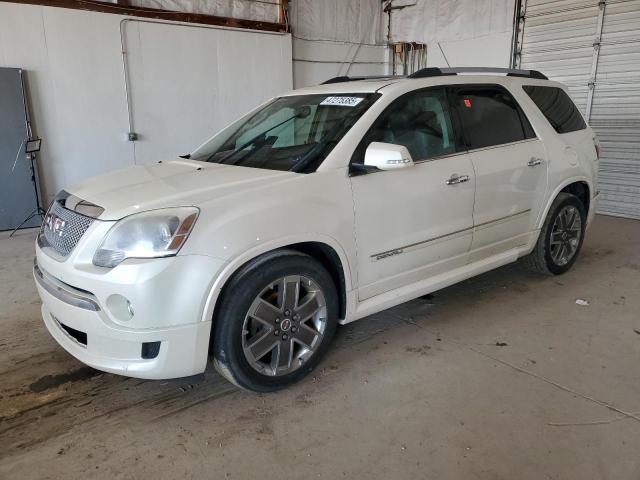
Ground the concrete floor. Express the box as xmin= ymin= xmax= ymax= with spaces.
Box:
xmin=1 ymin=214 xmax=639 ymax=479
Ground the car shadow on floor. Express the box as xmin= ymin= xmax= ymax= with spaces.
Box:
xmin=0 ymin=257 xmax=545 ymax=457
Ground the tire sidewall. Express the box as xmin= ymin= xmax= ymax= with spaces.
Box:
xmin=213 ymin=253 xmax=338 ymax=392
xmin=543 ymin=195 xmax=586 ymax=275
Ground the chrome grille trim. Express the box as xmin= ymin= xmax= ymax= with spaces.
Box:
xmin=33 ymin=263 xmax=100 ymax=312
xmin=42 ymin=200 xmax=95 ymax=258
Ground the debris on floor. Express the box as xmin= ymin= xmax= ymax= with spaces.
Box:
xmin=495 ymin=341 xmax=508 ymax=347
xmin=575 ymin=299 xmax=590 ymax=306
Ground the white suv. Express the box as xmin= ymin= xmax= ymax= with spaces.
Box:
xmin=34 ymin=67 xmax=600 ymax=391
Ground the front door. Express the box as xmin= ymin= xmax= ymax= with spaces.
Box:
xmin=450 ymin=85 xmax=548 ymax=260
xmin=349 ymin=88 xmax=475 ymax=300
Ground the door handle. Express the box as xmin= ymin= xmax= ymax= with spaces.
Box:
xmin=446 ymin=174 xmax=470 ymax=185
xmin=528 ymin=157 xmax=543 ymax=167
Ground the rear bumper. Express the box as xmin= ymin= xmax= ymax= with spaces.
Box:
xmin=587 ymin=190 xmax=600 ymax=228
xmin=34 ymin=256 xmax=215 ymax=380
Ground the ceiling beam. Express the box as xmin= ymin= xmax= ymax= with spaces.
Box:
xmin=0 ymin=0 xmax=287 ymax=33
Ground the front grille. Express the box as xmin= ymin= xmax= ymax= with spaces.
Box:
xmin=42 ymin=200 xmax=94 ymax=257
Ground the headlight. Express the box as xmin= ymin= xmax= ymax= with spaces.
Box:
xmin=93 ymin=207 xmax=199 ymax=268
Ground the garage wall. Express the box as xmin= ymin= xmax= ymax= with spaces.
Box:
xmin=291 ymin=37 xmax=388 ymax=87
xmin=0 ymin=4 xmax=133 ymax=205
xmin=0 ymin=2 xmax=291 ymax=203
xmin=518 ymin=0 xmax=640 ymax=219
xmin=289 ymin=0 xmax=389 ymax=87
xmin=123 ymin=19 xmax=291 ymax=166
xmin=128 ymin=0 xmax=280 ymax=22
xmin=424 ymin=31 xmax=514 ymax=68
xmin=0 ymin=0 xmax=528 ymax=205
xmin=391 ymin=0 xmax=515 ymax=68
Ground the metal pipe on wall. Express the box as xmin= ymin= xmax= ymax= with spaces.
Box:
xmin=118 ymin=17 xmax=289 ymax=162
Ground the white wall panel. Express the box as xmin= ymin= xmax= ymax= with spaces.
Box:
xmin=124 ymin=20 xmax=291 ymax=165
xmin=289 ymin=0 xmax=515 ymax=88
xmin=428 ymin=31 xmax=513 ymax=68
xmin=292 ymin=38 xmax=387 ymax=87
xmin=0 ymin=4 xmax=134 ymax=202
xmin=291 ymin=0 xmax=384 ymax=45
xmin=390 ymin=0 xmax=515 ymax=44
xmin=289 ymin=0 xmax=387 ymax=87
xmin=0 ymin=3 xmax=291 ymax=202
xmin=128 ymin=0 xmax=280 ymax=23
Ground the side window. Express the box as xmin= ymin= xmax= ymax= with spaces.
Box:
xmin=353 ymin=88 xmax=457 ymax=163
xmin=523 ymin=85 xmax=587 ymax=133
xmin=454 ymin=86 xmax=535 ymax=149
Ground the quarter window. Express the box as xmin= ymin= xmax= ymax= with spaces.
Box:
xmin=454 ymin=86 xmax=535 ymax=149
xmin=353 ymin=88 xmax=458 ymax=163
xmin=523 ymin=85 xmax=587 ymax=134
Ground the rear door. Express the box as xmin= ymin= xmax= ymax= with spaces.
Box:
xmin=451 ymin=84 xmax=548 ymax=261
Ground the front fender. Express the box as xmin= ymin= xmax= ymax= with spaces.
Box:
xmin=178 ymin=168 xmax=356 ymax=324
xmin=198 ymin=232 xmax=354 ymax=324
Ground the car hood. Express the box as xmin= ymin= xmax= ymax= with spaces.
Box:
xmin=67 ymin=159 xmax=296 ymax=220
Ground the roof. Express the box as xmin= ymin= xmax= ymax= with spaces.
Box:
xmin=283 ymin=67 xmax=556 ymax=96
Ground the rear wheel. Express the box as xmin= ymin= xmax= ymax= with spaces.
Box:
xmin=212 ymin=250 xmax=338 ymax=392
xmin=523 ymin=192 xmax=586 ymax=275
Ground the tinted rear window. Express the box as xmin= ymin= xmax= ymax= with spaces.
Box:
xmin=523 ymin=85 xmax=586 ymax=134
xmin=454 ymin=86 xmax=535 ymax=150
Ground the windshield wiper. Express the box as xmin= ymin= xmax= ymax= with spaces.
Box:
xmin=212 ymin=106 xmax=312 ymax=165
xmin=220 ymin=115 xmax=295 ymax=165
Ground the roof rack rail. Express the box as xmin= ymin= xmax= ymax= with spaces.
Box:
xmin=320 ymin=68 xmax=547 ymax=85
xmin=406 ymin=67 xmax=456 ymax=78
xmin=408 ymin=67 xmax=548 ymax=80
xmin=321 ymin=75 xmax=401 ymax=85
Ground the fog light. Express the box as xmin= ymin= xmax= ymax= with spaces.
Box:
xmin=106 ymin=294 xmax=134 ymax=322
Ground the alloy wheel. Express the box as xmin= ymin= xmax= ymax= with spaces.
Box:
xmin=550 ymin=205 xmax=582 ymax=266
xmin=242 ymin=275 xmax=328 ymax=376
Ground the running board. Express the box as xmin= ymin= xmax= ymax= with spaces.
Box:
xmin=344 ymin=246 xmax=528 ymax=324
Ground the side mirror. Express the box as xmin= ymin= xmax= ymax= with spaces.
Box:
xmin=364 ymin=142 xmax=414 ymax=171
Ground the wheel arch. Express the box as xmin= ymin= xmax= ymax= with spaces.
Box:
xmin=200 ymin=235 xmax=353 ymax=330
xmin=536 ymin=177 xmax=593 ymax=230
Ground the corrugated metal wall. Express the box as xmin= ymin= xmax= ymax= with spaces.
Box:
xmin=517 ymin=0 xmax=640 ymax=219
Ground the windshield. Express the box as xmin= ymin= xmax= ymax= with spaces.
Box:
xmin=191 ymin=93 xmax=380 ymax=173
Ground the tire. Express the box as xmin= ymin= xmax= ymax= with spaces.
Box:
xmin=522 ymin=192 xmax=586 ymax=275
xmin=212 ymin=250 xmax=338 ymax=392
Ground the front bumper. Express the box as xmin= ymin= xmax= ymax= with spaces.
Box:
xmin=34 ymin=239 xmax=226 ymax=379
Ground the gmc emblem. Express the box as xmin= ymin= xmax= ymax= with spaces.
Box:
xmin=44 ymin=212 xmax=66 ymax=237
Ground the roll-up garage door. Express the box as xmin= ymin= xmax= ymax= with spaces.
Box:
xmin=516 ymin=0 xmax=640 ymax=219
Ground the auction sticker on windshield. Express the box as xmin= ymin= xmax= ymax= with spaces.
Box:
xmin=320 ymin=96 xmax=364 ymax=107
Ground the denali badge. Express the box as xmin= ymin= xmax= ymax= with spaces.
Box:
xmin=44 ymin=212 xmax=67 ymax=237
xmin=373 ymin=249 xmax=403 ymax=261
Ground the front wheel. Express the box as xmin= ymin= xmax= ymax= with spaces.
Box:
xmin=212 ymin=250 xmax=338 ymax=392
xmin=523 ymin=192 xmax=586 ymax=275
